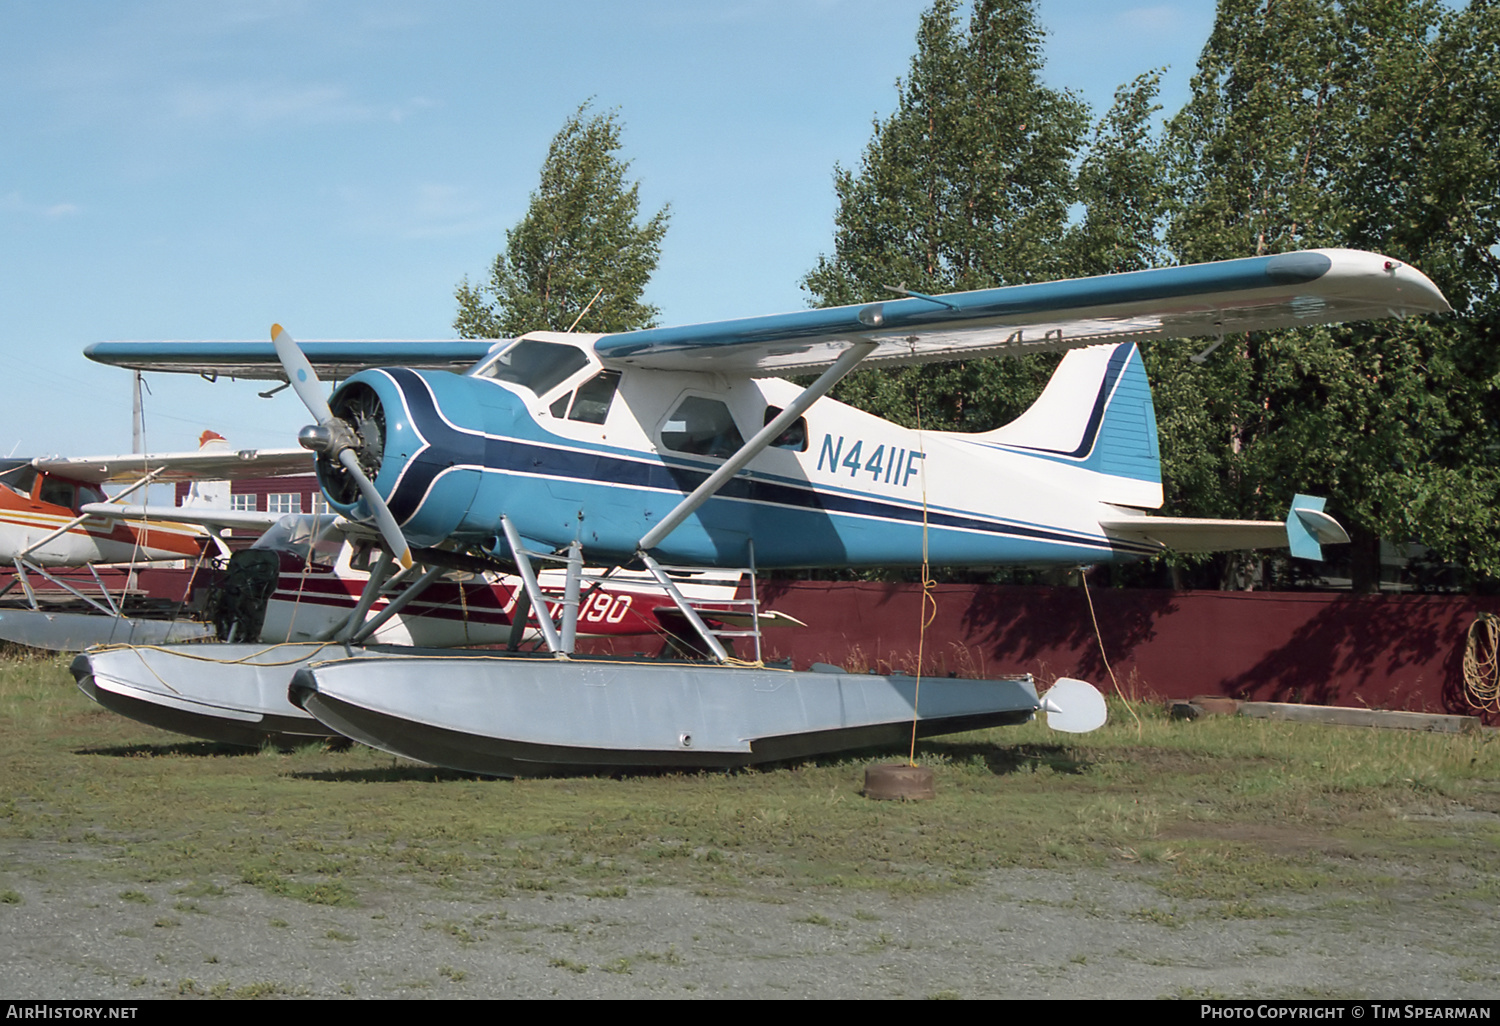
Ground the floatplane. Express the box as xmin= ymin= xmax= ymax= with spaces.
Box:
xmin=0 ymin=438 xmax=311 ymax=649
xmin=73 ymin=249 xmax=1450 ymax=775
xmin=70 ymin=509 xmax=799 ymax=748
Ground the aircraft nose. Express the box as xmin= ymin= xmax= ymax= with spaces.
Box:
xmin=316 ymin=378 xmax=388 ymax=510
xmin=297 ymin=424 xmax=333 ymax=453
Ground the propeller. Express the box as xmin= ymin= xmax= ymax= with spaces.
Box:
xmin=272 ymin=323 xmax=413 ymax=570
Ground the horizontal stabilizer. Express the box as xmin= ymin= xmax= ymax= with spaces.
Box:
xmin=1285 ymin=494 xmax=1350 ymax=561
xmin=1101 ymin=495 xmax=1348 ymax=560
xmin=1099 ymin=515 xmax=1289 ymax=554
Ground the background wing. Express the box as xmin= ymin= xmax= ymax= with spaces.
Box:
xmin=84 ymin=339 xmax=502 ymax=379
xmin=76 ymin=503 xmax=289 ymax=531
xmin=33 ymin=448 xmax=313 ymax=485
xmin=592 ymin=249 xmax=1450 ymax=375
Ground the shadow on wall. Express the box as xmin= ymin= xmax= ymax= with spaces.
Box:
xmin=754 ymin=581 xmax=1500 ymax=725
xmin=1217 ymin=595 xmax=1485 ymax=719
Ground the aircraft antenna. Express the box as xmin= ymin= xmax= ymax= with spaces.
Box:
xmin=566 ymin=288 xmax=605 ymax=333
xmin=883 ymin=283 xmax=960 ymax=312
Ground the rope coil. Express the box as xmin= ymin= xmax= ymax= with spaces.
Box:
xmin=1462 ymin=612 xmax=1500 ymax=715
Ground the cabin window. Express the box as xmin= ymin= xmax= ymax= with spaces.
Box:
xmin=482 ymin=340 xmax=589 ymax=396
xmin=763 ymin=406 xmax=809 ymax=452
xmin=661 ymin=397 xmax=745 ymax=458
xmin=567 ymin=371 xmax=621 ymax=424
xmin=37 ymin=479 xmax=75 ymax=509
xmin=549 ymin=371 xmax=621 ymax=424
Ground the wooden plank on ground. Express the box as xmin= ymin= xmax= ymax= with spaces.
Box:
xmin=1236 ymin=702 xmax=1480 ymax=734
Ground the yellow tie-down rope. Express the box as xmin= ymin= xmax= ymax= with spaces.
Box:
xmin=908 ymin=405 xmax=933 ymax=768
xmin=1078 ymin=567 xmax=1141 ymax=736
xmin=1462 ymin=612 xmax=1500 ymax=715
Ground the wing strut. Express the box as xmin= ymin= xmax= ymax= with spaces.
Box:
xmin=329 ymin=549 xmax=394 ymax=644
xmin=637 ymin=340 xmax=877 ymax=553
xmin=347 ymin=563 xmax=448 ymax=645
xmin=18 ymin=467 xmax=166 ymax=561
xmin=637 ymin=552 xmax=731 ymax=663
xmin=499 ymin=516 xmax=586 ymax=656
xmin=633 ymin=342 xmax=874 ymax=664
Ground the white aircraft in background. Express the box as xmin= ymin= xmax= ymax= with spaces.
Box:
xmin=0 ymin=437 xmax=311 ymax=648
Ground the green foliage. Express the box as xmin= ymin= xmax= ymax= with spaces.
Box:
xmin=1066 ymin=70 xmax=1171 ymax=276
xmin=803 ymin=0 xmax=1088 ymax=432
xmin=811 ymin=0 xmax=1500 ymax=588
xmin=1158 ymin=0 xmax=1500 ymax=588
xmin=455 ymin=102 xmax=669 ymax=338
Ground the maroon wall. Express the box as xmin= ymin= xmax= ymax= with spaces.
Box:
xmin=737 ymin=582 xmax=1500 ymax=724
xmin=13 ymin=565 xmax=1496 ymax=724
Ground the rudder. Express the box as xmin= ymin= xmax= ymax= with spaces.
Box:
xmin=979 ymin=343 xmax=1162 ymax=509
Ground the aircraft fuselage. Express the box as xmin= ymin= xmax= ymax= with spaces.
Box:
xmin=0 ymin=472 xmax=205 ymax=566
xmin=318 ymin=335 xmax=1160 ymax=571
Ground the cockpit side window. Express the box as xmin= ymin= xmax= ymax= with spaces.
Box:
xmin=661 ymin=397 xmax=745 ymax=459
xmin=763 ymin=406 xmax=809 ymax=451
xmin=480 ymin=340 xmax=589 ymax=396
xmin=567 ymin=371 xmax=621 ymax=424
xmin=37 ymin=478 xmax=76 ymax=510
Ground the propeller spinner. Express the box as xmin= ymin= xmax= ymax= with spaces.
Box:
xmin=272 ymin=324 xmax=413 ymax=569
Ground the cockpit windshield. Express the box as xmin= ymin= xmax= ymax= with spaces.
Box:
xmin=250 ymin=513 xmax=343 ymax=567
xmin=479 ymin=340 xmax=590 ymax=396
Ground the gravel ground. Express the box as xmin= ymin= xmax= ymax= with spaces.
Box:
xmin=3 ymin=843 xmax=1496 ymax=1000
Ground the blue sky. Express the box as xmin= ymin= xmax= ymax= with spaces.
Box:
xmin=1 ymin=1 xmax=1219 ymax=459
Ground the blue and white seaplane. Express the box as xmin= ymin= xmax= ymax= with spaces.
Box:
xmin=73 ymin=249 xmax=1450 ymax=775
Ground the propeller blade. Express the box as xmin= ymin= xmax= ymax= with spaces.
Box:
xmin=271 ymin=323 xmax=334 ymax=425
xmin=272 ymin=323 xmax=413 ymax=571
xmin=338 ymin=449 xmax=414 ymax=570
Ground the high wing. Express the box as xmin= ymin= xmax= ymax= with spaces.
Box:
xmin=80 ymin=249 xmax=1448 ymax=380
xmin=593 ymin=249 xmax=1449 ymax=374
xmin=83 ymin=340 xmax=500 ymax=380
xmin=31 ymin=447 xmax=312 ymax=485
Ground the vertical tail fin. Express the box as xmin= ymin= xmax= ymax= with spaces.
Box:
xmin=979 ymin=342 xmax=1163 ymax=509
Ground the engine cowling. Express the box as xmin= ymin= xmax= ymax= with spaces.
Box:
xmin=317 ymin=368 xmax=488 ymax=548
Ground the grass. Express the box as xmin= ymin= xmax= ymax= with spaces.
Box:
xmin=3 ymin=651 xmax=1498 ymax=912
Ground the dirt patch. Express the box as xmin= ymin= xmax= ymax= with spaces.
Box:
xmin=1161 ymin=820 xmax=1354 ymax=858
